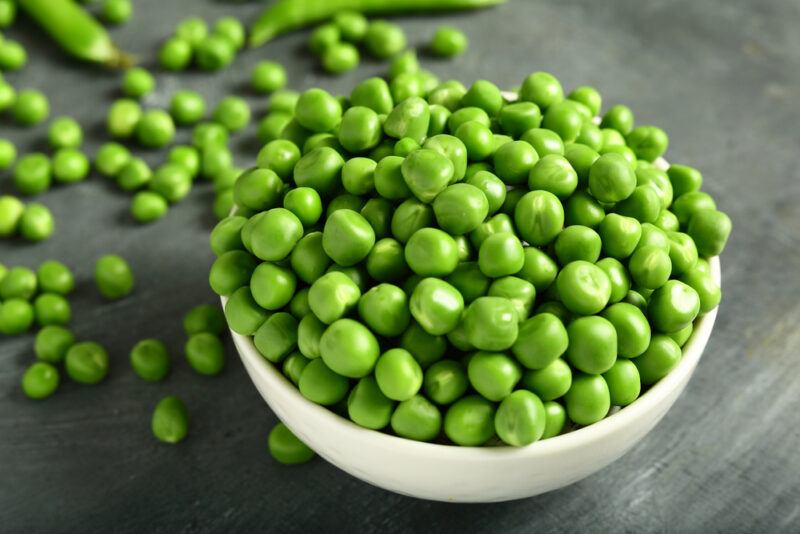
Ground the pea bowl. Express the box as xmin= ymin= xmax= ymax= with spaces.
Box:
xmin=223 ymin=255 xmax=719 ymax=502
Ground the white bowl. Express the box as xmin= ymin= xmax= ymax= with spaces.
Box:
xmin=224 ymin=256 xmax=720 ymax=503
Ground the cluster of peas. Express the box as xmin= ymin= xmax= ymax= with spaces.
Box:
xmin=209 ymin=69 xmax=731 ymax=449
xmin=306 ymin=10 xmax=468 ymax=75
xmin=158 ymin=16 xmax=247 ymax=72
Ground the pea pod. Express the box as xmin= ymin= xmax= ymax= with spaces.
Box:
xmin=18 ymin=0 xmax=132 ymax=67
xmin=250 ymin=0 xmax=507 ymax=47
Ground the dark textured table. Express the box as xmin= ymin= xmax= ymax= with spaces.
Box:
xmin=2 ymin=0 xmax=799 ymax=532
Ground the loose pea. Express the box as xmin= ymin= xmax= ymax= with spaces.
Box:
xmin=488 ymin=276 xmax=535 ymax=322
xmin=122 ymin=68 xmax=154 ymax=99
xmin=282 ymin=188 xmax=322 ymax=228
xmin=185 ymin=332 xmax=225 ymax=375
xmin=647 ymin=280 xmax=700 ymax=333
xmin=563 ymin=144 xmax=599 ymax=186
xmin=429 ymin=25 xmax=468 ymax=57
xmin=428 ymin=80 xmax=467 ymax=111
xmin=634 ymin=335 xmax=682 ymax=385
xmin=495 ymin=390 xmax=546 ymax=446
xmin=0 ymin=266 xmax=37 ymax=300
xmin=337 ymin=107 xmax=381 ymax=153
xmin=364 ymin=20 xmax=406 ymax=59
xmin=169 ymin=90 xmax=205 ymax=125
xmin=405 ymin=228 xmax=459 ymax=277
xmin=460 ymin=79 xmax=502 ymax=117
xmin=136 ymin=110 xmax=175 ymax=148
xmin=391 ymin=394 xmax=442 ymax=442
xmin=257 ymin=139 xmax=301 ymax=181
xmin=521 ymin=357 xmax=572 ymax=401
xmin=0 ymin=38 xmax=26 ymax=70
xmin=258 ymin=112 xmax=292 ymax=144
xmin=0 ymin=299 xmax=35 ymax=335
xmin=52 ymin=148 xmax=89 ymax=184
xmin=655 ymin=210 xmax=680 ymax=233
xmin=14 ymin=153 xmax=51 ymax=195
xmin=564 ymin=316 xmax=617 ymax=374
xmin=251 ymin=61 xmax=287 ymax=93
xmin=95 ymin=142 xmax=130 ymax=177
xmin=308 ymin=23 xmax=340 ymax=55
xmin=567 ymin=86 xmax=602 ymax=117
xmin=231 ymin=168 xmax=281 ymax=212
xmin=299 ymin=358 xmax=350 ymax=405
xmin=528 ymin=155 xmax=578 ymax=199
xmin=117 ymin=157 xmax=152 ymax=191
xmin=321 ymin=209 xmax=375 ymax=267
xmin=35 ymin=325 xmax=75 ymax=363
xmin=629 ymin=245 xmax=672 ymax=289
xmin=514 ymin=190 xmax=564 ymax=246
xmin=288 ymin=232 xmax=329 ymax=285
xmin=666 ymin=232 xmax=699 ymax=276
xmin=268 ymin=422 xmax=315 ymax=464
xmin=322 ymin=42 xmax=360 ymax=73
xmin=295 ymin=88 xmax=342 ymax=133
xmin=48 ymin=116 xmax=83 ymax=149
xmin=19 ymin=203 xmax=54 ymax=242
xmin=598 ymin=214 xmax=642 ymax=259
xmin=65 ymin=342 xmax=109 ymax=384
xmin=151 ymin=396 xmax=189 ymax=444
xmin=615 ymin=185 xmax=661 ymax=224
xmin=470 ymin=212 xmax=515 ymax=250
xmin=687 ymin=209 xmax=732 ymax=257
xmin=334 ymin=10 xmax=368 ymax=42
xmin=195 ymin=35 xmax=235 ymax=70
xmin=444 ymin=395 xmax=496 ymax=446
xmin=296 ymin=313 xmax=325 ymax=359
xmin=254 ymin=312 xmax=298 ymax=363
xmin=539 ymin=401 xmax=566 ymax=438
xmin=33 ymin=293 xmax=71 ymax=326
xmin=192 ymin=121 xmax=229 ymax=150
xmin=392 ymin=199 xmax=433 ymax=242
xmin=554 ymin=225 xmax=602 ymax=265
xmin=347 ymin=376 xmax=394 ymax=429
xmin=148 ymin=164 xmax=190 ymax=205
xmin=0 ymin=138 xmax=16 ymax=170
xmin=159 ymin=37 xmax=192 ymax=71
xmin=518 ymin=71 xmax=563 ymax=110
xmin=600 ymin=302 xmax=651 ymax=358
xmin=600 ymin=128 xmax=626 ymax=148
xmin=0 ymin=80 xmax=16 ymax=113
xmin=602 ymin=359 xmax=641 ymax=406
xmin=130 ymin=339 xmax=170 ymax=381
xmin=251 ymin=262 xmax=297 ymax=311
xmin=462 ymin=296 xmax=518 ymax=351
xmin=600 ymin=104 xmax=634 ymax=135
xmin=13 ymin=89 xmax=49 ymax=126
xmin=223 ymin=287 xmax=267 ymax=336
xmin=213 ymin=96 xmax=250 ymax=132
xmin=101 ymin=0 xmax=132 ymax=23
xmin=400 ymin=149 xmax=453 ymax=203
xmin=21 ymin=362 xmax=60 ymax=400
xmin=575 ymin=122 xmax=603 ymax=151
xmin=214 ymin=16 xmax=246 ymax=49
xmin=176 ymin=16 xmax=208 ymax=46
xmin=636 ymin=167 xmax=673 ymax=209
xmin=95 ymin=254 xmax=134 ymax=299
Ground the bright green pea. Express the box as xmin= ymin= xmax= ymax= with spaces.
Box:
xmin=671 ymin=192 xmax=717 ymax=228
xmin=461 ymin=79 xmax=502 ymax=117
xmin=588 ymin=152 xmax=636 ymax=203
xmin=556 ymin=260 xmax=612 ymax=315
xmin=400 ymin=148 xmax=454 ymax=203
xmin=409 ymin=278 xmax=464 ymax=336
xmin=65 ymin=341 xmax=109 ymax=384
xmin=94 ymin=142 xmax=130 ymax=178
xmin=598 ymin=214 xmax=642 ymax=259
xmin=514 ymin=191 xmax=563 ymax=246
xmin=214 ymin=16 xmax=245 ymax=49
xmin=292 ymin=147 xmax=344 ymax=197
xmin=169 ymin=90 xmax=205 ymax=125
xmin=615 ymin=185 xmax=661 ymax=224
xmin=136 ymin=109 xmax=175 ymax=148
xmin=565 ymin=373 xmax=610 ymax=425
xmin=463 ymin=296 xmax=519 ymax=351
xmin=488 ymin=276 xmax=535 ymax=322
xmin=427 ymin=104 xmax=451 ymax=137
xmin=288 ymin=232 xmax=329 ymax=285
xmin=130 ymin=191 xmax=167 ymax=223
xmin=568 ymin=86 xmax=602 ymax=116
xmin=466 ymin=170 xmax=505 ymax=214
xmin=442 ymin=262 xmax=487 ymax=304
xmin=355 ymin=284 xmax=409 ymax=338
xmin=337 ymin=106 xmax=380 ymax=153
xmin=513 ymin=248 xmax=555 ymax=294
xmin=326 ymin=264 xmax=368 ymax=291
xmin=150 ymin=163 xmax=191 ymax=203
xmin=365 ymin=237 xmax=407 ymax=282
xmin=364 ymin=20 xmax=406 ymax=59
xmin=254 ymin=312 xmax=298 ymax=363
xmin=341 ymin=157 xmax=376 ymax=196
xmin=151 ymin=396 xmax=189 ymax=444
xmin=213 ymin=96 xmax=250 ymax=132
xmin=527 ymin=155 xmax=578 ymax=199
xmin=629 ymin=245 xmax=672 ymax=290
xmin=51 ymin=148 xmax=89 ymax=184
xmin=158 ymin=36 xmax=192 ymax=71
xmin=295 ymin=88 xmax=342 ymax=133
xmin=492 ymin=140 xmax=539 ymax=185
xmin=390 ymin=71 xmax=426 ymax=102
xmin=258 ymin=140 xmax=301 ymax=181
xmin=183 ymin=304 xmax=226 ymax=336
xmin=33 ymin=293 xmax=71 ymax=326
xmin=13 ymin=153 xmax=51 ymax=195
xmin=680 ymin=268 xmax=721 ymax=314
xmin=101 ymin=0 xmax=132 ymax=23
xmin=0 ymin=138 xmax=17 ymax=170
xmin=428 ymin=80 xmax=467 ymax=111
xmin=636 ymin=167 xmax=673 ymax=209
xmin=687 ymin=209 xmax=732 ymax=257
xmin=454 ymin=121 xmax=493 ymax=162
xmin=0 ymin=299 xmax=35 ymax=335
xmin=404 ymin=228 xmax=459 ymax=277
xmin=13 ymin=89 xmax=49 ymax=126
xmin=423 ymin=360 xmax=468 ymax=405
xmin=667 ymin=164 xmax=703 ymax=198
xmin=308 ymin=271 xmax=360 ymax=325
xmin=391 ymin=394 xmax=441 ymax=442
xmin=130 ymin=339 xmax=170 ymax=381
xmin=184 ymin=332 xmax=225 ymax=375
xmin=18 ymin=203 xmax=54 ymax=242
xmin=429 ymin=25 xmax=468 ymax=57
xmin=269 ymin=422 xmax=315 ymax=464
xmin=347 ymin=376 xmax=394 ymax=429
xmin=308 ymin=23 xmax=339 ymax=54
xmin=444 ymin=395 xmax=496 ymax=446
xmin=601 ymin=302 xmax=651 ymax=358
xmin=600 ymin=104 xmax=634 ymax=135
xmin=423 ymin=134 xmax=468 ymax=182
xmin=322 ymin=209 xmax=375 ymax=266
xmin=600 ymin=128 xmax=626 ymax=148
xmin=383 ymin=96 xmax=430 ymax=145
xmin=48 ymin=116 xmax=82 ymax=149
xmin=647 ymin=280 xmax=700 ymax=333
xmin=350 ymin=77 xmax=393 ymax=115
xmin=540 ymin=401 xmax=566 ymax=438
xmin=521 ymin=357 xmax=572 ymax=401
xmin=299 ymin=357 xmax=350 ymax=405
xmin=602 ymin=359 xmax=641 ymax=406
xmin=249 ymin=262 xmax=296 ymax=311
xmin=333 ymin=10 xmax=368 ymax=42
xmin=94 ymin=254 xmax=133 ymax=299
xmin=393 ymin=138 xmax=420 ymax=158
xmin=209 ymin=250 xmax=257 ymax=297
xmin=519 ymin=129 xmax=561 ymax=158
xmin=35 ymin=325 xmax=75 ymax=363
xmin=564 ymin=190 xmax=605 ymax=228
xmin=626 ymin=125 xmax=669 ymax=162
xmin=554 ymin=225 xmax=601 ymax=265
xmin=122 ymin=67 xmax=154 ymax=99
xmin=518 ymin=71 xmax=563 ymax=110
xmin=669 ymin=323 xmax=694 ymax=347
xmin=391 ymin=197 xmax=433 ymax=242
xmin=596 ymin=257 xmax=631 ymax=304
xmin=541 ymin=101 xmax=583 ymax=143
xmin=565 ymin=316 xmax=618 ymax=374
xmin=175 ymin=16 xmax=207 ymax=45
xmin=248 ymin=208 xmax=303 ymax=262
xmin=0 ymin=266 xmax=37 ymax=299
xmin=192 ymin=121 xmax=229 ymax=150
xmin=634 ymin=335 xmax=682 ymax=385
xmin=478 ymin=232 xmax=524 ymax=278
xmin=251 ymin=61 xmax=287 ymax=94
xmin=231 ymin=168 xmax=281 ymax=212
xmin=400 ymin=320 xmax=447 ymax=369
xmin=666 ymin=231 xmax=699 ymax=276
xmin=563 ymin=144 xmax=599 ymax=186
xmin=283 ymin=351 xmax=311 ymax=384
xmin=372 ymin=348 xmax=422 ymax=402
xmin=512 ymin=312 xmax=568 ymax=370
xmin=21 ymin=362 xmax=60 ymax=400
xmin=494 ymin=390 xmax=546 ymax=446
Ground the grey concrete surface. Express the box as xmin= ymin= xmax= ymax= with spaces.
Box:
xmin=1 ymin=0 xmax=799 ymax=532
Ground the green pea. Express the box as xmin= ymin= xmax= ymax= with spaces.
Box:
xmin=340 ymin=158 xmax=375 ymax=197
xmin=444 ymin=395 xmax=496 ymax=446
xmin=595 ymin=257 xmax=630 ymax=304
xmin=405 ymin=228 xmax=459 ymax=277
xmin=308 ymin=23 xmax=339 ymax=54
xmin=563 ymin=191 xmax=604 ymax=228
xmin=0 ymin=299 xmax=35 ymax=335
xmin=567 ymin=86 xmax=602 ymax=117
xmin=364 ymin=20 xmax=406 ymax=59
xmin=519 ymin=129 xmax=561 ymax=159
xmin=537 ymin=400 xmax=565 ymax=439
xmin=295 ymin=88 xmax=342 ymax=133
xmin=428 ymin=80 xmax=467 ymax=111
xmin=282 ymin=351 xmax=311 ymax=385
xmin=121 ymin=67 xmax=153 ymax=99
xmin=564 ymin=373 xmax=610 ymax=425
xmin=669 ymin=323 xmax=694 ymax=347
xmin=556 ymin=260 xmax=611 ymax=315
xmin=600 ymin=104 xmax=634 ymax=135
xmin=35 ymin=325 xmax=75 ymax=363
xmin=680 ymin=268 xmax=721 ymax=314
xmin=614 ymin=185 xmax=661 ymax=224
xmin=463 ymin=296 xmax=519 ymax=351
xmin=494 ymin=390 xmax=546 ymax=446
xmin=429 ymin=25 xmax=468 ymax=57
xmin=366 ymin=239 xmax=409 ymax=284
xmin=184 ymin=332 xmax=225 ymax=376
xmin=95 ymin=254 xmax=134 ymax=299
xmin=452 ymin=121 xmax=492 ymax=162
xmin=13 ymin=153 xmax=51 ymax=195
xmin=654 ymin=210 xmax=680 ymax=233
xmin=326 ymin=264 xmax=368 ymax=291
xmin=459 ymin=81 xmax=501 ymax=119
xmin=462 ymin=172 xmax=502 ymax=216
xmin=307 ymin=271 xmax=360 ymax=324
xmin=389 ymin=71 xmax=425 ymax=103
xmin=129 ymin=339 xmax=170 ymax=382
xmin=383 ymin=97 xmax=430 ymax=145
xmin=518 ymin=71 xmax=563 ymax=110
xmin=136 ymin=110 xmax=175 ymax=148
xmin=0 ymin=266 xmax=37 ymax=299
xmin=400 ymin=148 xmax=454 ymax=203
xmin=320 ymin=209 xmax=374 ymax=267
xmin=65 ymin=341 xmax=109 ymax=384
xmin=491 ymin=140 xmax=538 ymax=185
xmin=94 ymin=142 xmax=130 ymax=178
xmin=21 ymin=362 xmax=59 ymax=400
xmin=408 ymin=278 xmax=464 ymax=336
xmin=209 ymin=250 xmax=257 ymax=297
xmin=246 ymin=59 xmax=286 ymax=94
xmin=253 ymin=312 xmax=298 ymax=363
xmin=18 ymin=203 xmax=54 ymax=242
xmin=296 ymin=313 xmax=325 ymax=358
xmin=48 ymin=116 xmax=82 ymax=149
xmin=355 ymin=283 xmax=409 ymax=337
xmin=50 ymin=148 xmax=89 ymax=184
xmin=574 ymin=122 xmax=602 ymax=151
xmin=282 ymin=188 xmax=322 ymax=228
xmin=423 ymin=105 xmax=448 ymax=138
xmin=215 ymin=14 xmax=246 ymax=48
xmin=151 ymin=396 xmax=189 ymax=444
xmin=665 ymin=231 xmax=698 ymax=276
xmin=634 ymin=335 xmax=682 ymax=385
xmin=249 ymin=208 xmax=303 ymax=262
xmin=0 ymin=138 xmax=17 ymax=170
xmin=636 ymin=167 xmax=673 ymax=210
xmin=671 ymin=192 xmax=716 ymax=228
xmin=183 ymin=304 xmax=226 ymax=336
xmin=667 ymin=164 xmax=703 ymax=198
xmin=175 ymin=16 xmax=207 ymax=44
xmin=129 ymin=191 xmax=166 ymax=223
xmin=540 ymin=101 xmax=582 ymax=142
xmin=422 ymin=136 xmax=467 ymax=184
xmin=629 ymin=245 xmax=672 ymax=290
xmin=521 ymin=357 xmax=572 ymax=401
xmin=602 ymin=359 xmax=641 ymax=406
xmin=386 ymin=394 xmax=439 ymax=442
xmin=400 ymin=321 xmax=447 ymax=369
xmin=370 ymin=348 xmax=422 ymax=402
xmin=256 ymin=112 xmax=292 ymax=144
xmin=350 ymin=77 xmax=393 ymax=115
xmin=554 ymin=225 xmax=601 ymax=265
xmin=687 ymin=209 xmax=732 ymax=257
xmin=158 ymin=36 xmax=192 ymax=71
xmin=298 ymin=358 xmax=349 ymax=405
xmin=511 ymin=312 xmax=568 ymax=370
xmin=293 ymin=147 xmax=344 ymax=197
xmin=13 ymin=89 xmax=49 ymax=126
xmin=421 ymin=360 xmax=466 ymax=405
xmin=598 ymin=214 xmax=642 ymax=259
xmin=33 ymin=293 xmax=70 ymax=326
xmin=564 ymin=316 xmax=617 ymax=374
xmin=192 ymin=121 xmax=229 ymax=150
xmin=478 ymin=232 xmax=524 ymax=278
xmin=168 ymin=90 xmax=205 ymax=125
xmin=647 ymin=280 xmax=700 ymax=333
xmin=249 ymin=262 xmax=296 ymax=311
xmin=588 ymin=152 xmax=636 ymax=203
xmin=514 ymin=247 xmax=556 ymax=293
xmin=486 ymin=276 xmax=534 ymax=322
xmin=527 ymin=155 xmax=577 ymax=200
xmin=600 ymin=302 xmax=650 ymax=358
xmin=626 ymin=125 xmax=669 ymax=162
xmin=343 ymin=376 xmax=393 ymax=429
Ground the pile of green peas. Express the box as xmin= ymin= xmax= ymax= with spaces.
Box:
xmin=210 ymin=69 xmax=730 ymax=448
xmin=157 ymin=16 xmax=246 ymax=72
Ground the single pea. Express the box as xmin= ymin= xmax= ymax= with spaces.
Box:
xmin=175 ymin=16 xmax=207 ymax=45
xmin=337 ymin=107 xmax=380 ymax=153
xmin=422 ymin=360 xmax=468 ymax=405
xmin=0 ymin=80 xmax=16 ymax=114
xmin=541 ymin=101 xmax=583 ymax=143
xmin=429 ymin=25 xmax=468 ymax=57
xmin=588 ymin=152 xmax=636 ymax=203
xmin=346 ymin=376 xmax=394 ymax=429
xmin=250 ymin=262 xmax=296 ymax=311
xmin=94 ymin=142 xmax=130 ymax=178
xmin=283 ymin=351 xmax=311 ymax=384
xmin=65 ymin=341 xmax=109 ymax=384
xmin=107 ymin=98 xmax=142 ymax=138
xmin=428 ymin=80 xmax=467 ymax=111
xmin=101 ymin=0 xmax=132 ymax=23
xmin=634 ymin=335 xmax=682 ymax=385
xmin=431 ymin=184 xmax=488 ymax=236
xmin=391 ymin=395 xmax=442 ymax=442
xmin=51 ymin=148 xmax=89 ymax=184
xmin=629 ymin=245 xmax=672 ymax=289
xmin=600 ymin=128 xmax=626 ymax=148
xmin=350 ymin=77 xmax=394 ymax=115
xmin=169 ymin=90 xmax=205 ymax=125
xmin=598 ymin=213 xmax=642 ymax=259
xmin=518 ymin=71 xmax=563 ymax=110
xmin=615 ymin=185 xmax=661 ymax=224
xmin=448 ymin=107 xmax=491 ymax=137
xmin=249 ymin=208 xmax=304 ymax=262
xmin=521 ymin=357 xmax=572 ymax=401
xmin=602 ymin=359 xmax=641 ymax=406
xmin=400 ymin=320 xmax=447 ymax=369
xmin=568 ymin=86 xmax=602 ymax=117
xmin=383 ymin=96 xmax=430 ymax=145
xmin=666 ymin=231 xmax=699 ymax=276
xmin=192 ymin=121 xmax=229 ymax=150
xmin=33 ymin=293 xmax=71 ymax=326
xmin=322 ymin=209 xmax=375 ymax=267
xmin=307 ymin=271 xmax=360 ymax=325
xmin=364 ymin=20 xmax=406 ymax=59
xmin=467 ymin=351 xmax=521 ymax=402
xmin=514 ymin=190 xmax=564 ymax=246
xmin=463 ymin=296 xmax=519 ymax=351
xmin=563 ymin=144 xmax=600 ymax=186
xmin=268 ymin=422 xmax=315 ymax=464
xmin=465 ymin=171 xmax=505 ymax=215
xmin=540 ymin=401 xmax=566 ymax=439
xmin=149 ymin=163 xmax=192 ymax=204
xmin=129 ymin=339 xmax=170 ymax=381
xmin=299 ymin=358 xmax=350 ymax=405
xmin=511 ymin=312 xmax=568 ymax=370
xmin=231 ymin=168 xmax=281 ymax=212
xmin=322 ymin=42 xmax=360 ymax=74
xmin=122 ymin=68 xmax=154 ymax=100
xmin=470 ymin=212 xmax=515 ymax=250
xmin=427 ymin=104 xmax=451 ymax=138
xmin=408 ymin=278 xmax=464 ymax=336
xmin=0 ymin=37 xmax=26 ymax=70
xmin=297 ymin=313 xmax=325 ymax=359
xmin=565 ymin=316 xmax=618 ymax=374
xmin=564 ymin=373 xmax=610 ymax=425
xmin=13 ymin=153 xmax=52 ymax=195
xmin=340 ymin=158 xmax=376 ymax=197
xmin=288 ymin=232 xmax=329 ymax=285
xmin=423 ymin=135 xmax=468 ymax=184
xmin=210 ymin=216 xmax=245 ymax=256
xmin=601 ymin=302 xmax=651 ymax=358
xmin=554 ymin=225 xmax=602 ymax=265
xmin=212 ymin=96 xmax=250 ymax=132
xmin=305 ymin=132 xmax=344 ymax=155
xmin=21 ymin=362 xmax=60 ymax=400
xmin=295 ymin=88 xmax=342 ymax=133
xmin=564 ymin=190 xmax=605 ymax=228
xmin=224 ymin=287 xmax=268 ymax=335
xmin=444 ymin=395 xmax=496 ymax=446
xmin=116 ymin=157 xmax=151 ymax=192
xmin=95 ymin=254 xmax=134 ymax=299
xmin=671 ymin=192 xmax=716 ymax=228
xmin=158 ymin=36 xmax=192 ymax=71
xmin=636 ymin=167 xmax=673 ymax=209
xmin=19 ymin=203 xmax=55 ymax=242
xmin=280 ymin=189 xmax=320 ymax=229
xmin=293 ymin=146 xmax=345 ymax=196
xmin=365 ymin=236 xmax=407 ymax=281
xmin=687 ymin=209 xmax=732 ymax=257
xmin=179 ymin=305 xmax=225 ymax=339
xmin=575 ymin=122 xmax=603 ymax=151
xmin=0 ymin=266 xmax=37 ymax=299
xmin=0 ymin=299 xmax=35 ymax=335
xmin=600 ymin=104 xmax=634 ymax=135
xmin=626 ymin=125 xmax=669 ymax=162
xmin=528 ymin=155 xmax=578 ymax=199
xmin=556 ymin=260 xmax=612 ymax=315
xmin=151 ymin=396 xmax=189 ymax=444
xmin=667 ymin=164 xmax=703 ymax=198
xmin=48 ymin=116 xmax=83 ymax=149
xmin=442 ymin=263 xmax=487 ymax=305
xmin=136 ymin=110 xmax=175 ymax=148
xmin=596 ymin=257 xmax=631 ymax=304
xmin=13 ymin=89 xmax=49 ymax=126
xmin=254 ymin=312 xmax=298 ymax=363
xmin=251 ymin=60 xmax=287 ymax=94
xmin=195 ymin=34 xmax=235 ymax=70
xmin=258 ymin=113 xmax=293 ymax=144
xmin=647 ymin=280 xmax=701 ymax=333
xmin=35 ymin=325 xmax=75 ymax=363
xmin=333 ymin=10 xmax=368 ymax=42
xmin=185 ymin=332 xmax=225 ymax=376
xmin=0 ymin=138 xmax=17 ymax=170
xmin=257 ymin=139 xmax=301 ymax=181
xmin=453 ymin=120 xmax=492 ymax=162
xmin=404 ymin=228 xmax=459 ymax=277
xmin=669 ymin=323 xmax=694 ymax=347
xmin=478 ymin=232 xmax=524 ymax=278
xmin=487 ymin=276 xmax=534 ymax=323
xmin=399 ymin=148 xmax=453 ymax=204
xmin=460 ymin=80 xmax=503 ymax=117
xmin=494 ymin=390 xmax=546 ymax=446
xmin=131 ymin=190 xmax=167 ymax=223
xmin=519 ymin=129 xmax=561 ymax=159
xmin=372 ymin=348 xmax=423 ymax=402
xmin=357 ymin=283 xmax=410 ymax=337
xmin=308 ymin=23 xmax=340 ymax=55
xmin=213 ymin=16 xmax=245 ymax=49
xmin=655 ymin=210 xmax=680 ymax=233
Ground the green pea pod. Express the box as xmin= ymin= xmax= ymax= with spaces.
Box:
xmin=18 ymin=0 xmax=132 ymax=67
xmin=250 ymin=0 xmax=507 ymax=47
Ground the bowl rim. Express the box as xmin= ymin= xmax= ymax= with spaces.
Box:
xmin=224 ymin=256 xmax=720 ymax=460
